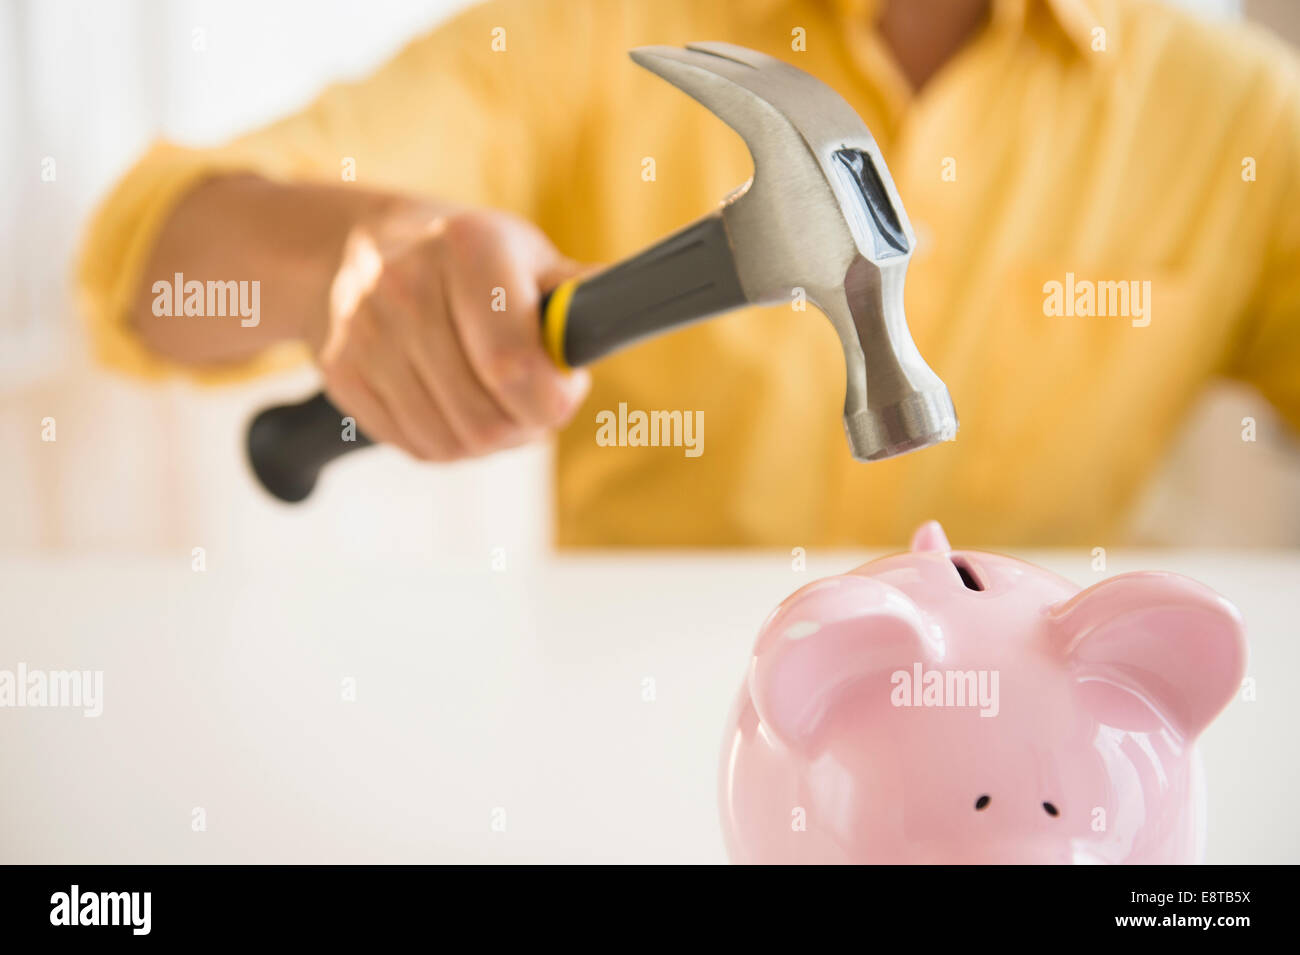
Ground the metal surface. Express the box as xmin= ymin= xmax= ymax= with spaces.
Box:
xmin=631 ymin=42 xmax=958 ymax=460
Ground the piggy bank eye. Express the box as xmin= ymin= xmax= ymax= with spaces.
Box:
xmin=974 ymin=794 xmax=991 ymax=810
xmin=1043 ymin=802 xmax=1060 ymax=817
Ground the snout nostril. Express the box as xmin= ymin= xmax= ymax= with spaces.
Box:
xmin=951 ymin=557 xmax=983 ymax=591
xmin=974 ymin=794 xmax=990 ymax=810
xmin=1043 ymin=802 xmax=1060 ymax=817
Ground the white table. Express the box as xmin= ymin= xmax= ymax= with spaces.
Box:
xmin=1 ymin=549 xmax=1295 ymax=863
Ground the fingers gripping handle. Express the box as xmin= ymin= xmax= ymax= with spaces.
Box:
xmin=245 ymin=211 xmax=744 ymax=502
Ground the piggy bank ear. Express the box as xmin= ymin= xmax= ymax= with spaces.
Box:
xmin=750 ymin=574 xmax=940 ymax=750
xmin=1051 ymin=572 xmax=1246 ymax=740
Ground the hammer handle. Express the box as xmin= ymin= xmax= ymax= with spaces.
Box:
xmin=247 ymin=392 xmax=372 ymax=503
xmin=540 ymin=210 xmax=745 ymax=366
xmin=247 ymin=211 xmax=745 ymax=502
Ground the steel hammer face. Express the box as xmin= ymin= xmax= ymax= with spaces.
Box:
xmin=630 ymin=42 xmax=958 ymax=461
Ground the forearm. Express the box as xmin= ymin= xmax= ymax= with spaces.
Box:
xmin=128 ymin=174 xmax=438 ymax=365
xmin=121 ymin=171 xmax=586 ymax=466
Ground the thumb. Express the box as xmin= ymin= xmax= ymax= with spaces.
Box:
xmin=539 ymin=256 xmax=598 ymax=292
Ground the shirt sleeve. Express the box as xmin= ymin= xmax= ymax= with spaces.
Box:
xmin=1225 ymin=65 xmax=1300 ymax=434
xmin=75 ymin=0 xmax=580 ymax=382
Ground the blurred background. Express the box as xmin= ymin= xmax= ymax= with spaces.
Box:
xmin=1 ymin=0 xmax=1298 ymax=562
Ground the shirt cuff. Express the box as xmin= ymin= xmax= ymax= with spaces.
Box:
xmin=75 ymin=140 xmax=310 ymax=384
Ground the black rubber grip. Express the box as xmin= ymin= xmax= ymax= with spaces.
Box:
xmin=560 ymin=211 xmax=746 ymax=366
xmin=247 ymin=392 xmax=373 ymax=503
xmin=246 ymin=211 xmax=745 ymax=503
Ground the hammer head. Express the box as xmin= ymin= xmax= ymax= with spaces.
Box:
xmin=630 ymin=42 xmax=957 ymax=461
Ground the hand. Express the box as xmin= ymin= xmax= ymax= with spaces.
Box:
xmin=310 ymin=206 xmax=591 ymax=461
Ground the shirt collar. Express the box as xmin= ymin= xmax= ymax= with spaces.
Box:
xmin=993 ymin=0 xmax=1104 ymax=60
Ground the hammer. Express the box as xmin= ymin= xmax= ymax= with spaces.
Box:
xmin=247 ymin=42 xmax=957 ymax=502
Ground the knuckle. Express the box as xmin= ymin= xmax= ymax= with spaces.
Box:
xmin=440 ymin=211 xmax=496 ymax=248
xmin=345 ymin=306 xmax=382 ymax=346
xmin=544 ymin=386 xmax=582 ymax=428
xmin=389 ymin=253 xmax=436 ymax=298
xmin=447 ymin=419 xmax=493 ymax=457
xmin=540 ymin=397 xmax=572 ymax=428
xmin=479 ymin=341 xmax=532 ymax=393
xmin=456 ymin=429 xmax=492 ymax=457
xmin=436 ymin=436 xmax=467 ymax=462
xmin=414 ymin=424 xmax=464 ymax=463
xmin=373 ymin=266 xmax=412 ymax=305
xmin=405 ymin=431 xmax=444 ymax=463
xmin=534 ymin=370 xmax=575 ymax=421
xmin=318 ymin=352 xmax=347 ymax=382
xmin=474 ymin=419 xmax=522 ymax=453
xmin=319 ymin=353 xmax=362 ymax=394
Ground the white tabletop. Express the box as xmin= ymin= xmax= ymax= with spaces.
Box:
xmin=1 ymin=548 xmax=1295 ymax=863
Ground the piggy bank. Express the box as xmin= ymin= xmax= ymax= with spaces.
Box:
xmin=720 ymin=522 xmax=1246 ymax=864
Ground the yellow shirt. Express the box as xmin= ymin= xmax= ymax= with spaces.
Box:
xmin=78 ymin=0 xmax=1300 ymax=548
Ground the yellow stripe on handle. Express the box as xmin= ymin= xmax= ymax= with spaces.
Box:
xmin=542 ymin=277 xmax=579 ymax=369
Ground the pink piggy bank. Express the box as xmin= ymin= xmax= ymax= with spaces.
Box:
xmin=720 ymin=522 xmax=1246 ymax=864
